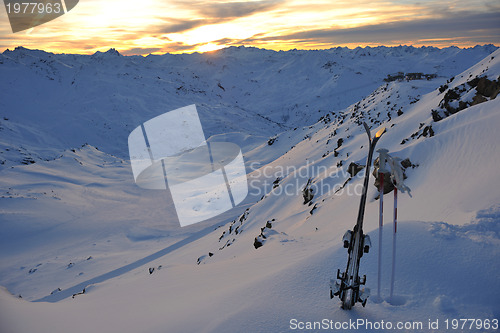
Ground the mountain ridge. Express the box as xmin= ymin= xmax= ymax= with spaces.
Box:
xmin=0 ymin=45 xmax=499 ymax=333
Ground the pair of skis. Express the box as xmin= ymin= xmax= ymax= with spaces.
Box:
xmin=330 ymin=122 xmax=386 ymax=309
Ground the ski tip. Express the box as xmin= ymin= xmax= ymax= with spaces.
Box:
xmin=362 ymin=122 xmax=371 ymax=139
xmin=375 ymin=127 xmax=386 ymax=138
xmin=362 ymin=122 xmax=370 ymax=132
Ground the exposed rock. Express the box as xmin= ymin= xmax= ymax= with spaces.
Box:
xmin=309 ymin=203 xmax=318 ymax=215
xmin=254 ymin=219 xmax=277 ymax=249
xmin=347 ymin=162 xmax=364 ymax=177
xmin=469 ymin=76 xmax=500 ymax=98
xmin=436 ymin=75 xmax=499 ymax=121
xmin=431 ymin=110 xmax=443 ymax=122
xmin=50 ymin=288 xmax=62 ymax=295
xmin=253 ymin=237 xmax=263 ymax=249
xmin=72 ymin=287 xmax=86 ymax=298
xmin=267 ymin=137 xmax=277 ymax=145
xmin=302 ymin=178 xmax=314 ymax=205
xmin=400 ymin=158 xmax=417 ymax=169
xmin=272 ymin=177 xmax=281 ymax=189
xmin=420 ymin=125 xmax=434 ymax=138
xmin=372 ymin=157 xmax=394 ymax=195
xmin=336 ymin=138 xmax=343 ymax=149
xmin=471 ymin=94 xmax=488 ymax=106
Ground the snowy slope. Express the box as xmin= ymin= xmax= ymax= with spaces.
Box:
xmin=0 ymin=45 xmax=496 ymax=168
xmin=0 ymin=46 xmax=499 ymax=333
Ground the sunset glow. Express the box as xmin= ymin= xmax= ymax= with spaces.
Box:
xmin=0 ymin=0 xmax=499 ymax=55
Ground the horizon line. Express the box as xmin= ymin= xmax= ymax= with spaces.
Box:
xmin=3 ymin=43 xmax=499 ymax=57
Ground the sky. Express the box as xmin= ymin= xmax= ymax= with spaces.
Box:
xmin=0 ymin=0 xmax=499 ymax=55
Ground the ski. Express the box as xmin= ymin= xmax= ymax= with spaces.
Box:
xmin=331 ymin=122 xmax=386 ymax=309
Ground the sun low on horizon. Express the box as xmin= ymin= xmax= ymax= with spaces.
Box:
xmin=0 ymin=0 xmax=499 ymax=55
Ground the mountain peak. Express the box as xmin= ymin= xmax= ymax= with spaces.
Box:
xmin=92 ymin=48 xmax=121 ymax=57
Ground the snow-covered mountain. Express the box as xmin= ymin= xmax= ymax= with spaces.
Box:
xmin=0 ymin=45 xmax=497 ymax=167
xmin=0 ymin=45 xmax=499 ymax=333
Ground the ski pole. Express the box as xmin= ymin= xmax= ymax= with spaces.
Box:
xmin=376 ymin=148 xmax=388 ymax=301
xmin=390 ymin=187 xmax=397 ymax=299
xmin=377 ymin=171 xmax=383 ymax=300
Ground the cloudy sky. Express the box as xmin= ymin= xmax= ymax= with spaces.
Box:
xmin=0 ymin=0 xmax=499 ymax=54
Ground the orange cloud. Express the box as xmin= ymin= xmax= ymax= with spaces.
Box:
xmin=0 ymin=0 xmax=498 ymax=54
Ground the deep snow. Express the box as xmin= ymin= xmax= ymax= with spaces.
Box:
xmin=0 ymin=45 xmax=499 ymax=332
